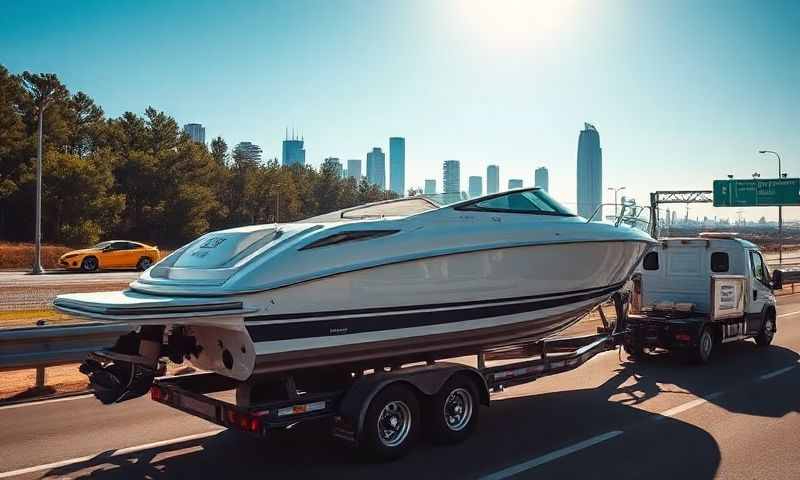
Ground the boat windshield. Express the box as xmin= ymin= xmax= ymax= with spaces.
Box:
xmin=456 ymin=189 xmax=575 ymax=216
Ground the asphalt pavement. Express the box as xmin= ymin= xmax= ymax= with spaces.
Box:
xmin=1 ymin=297 xmax=799 ymax=479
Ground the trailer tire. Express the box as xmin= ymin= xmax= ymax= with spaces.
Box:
xmin=755 ymin=313 xmax=775 ymax=347
xmin=428 ymin=374 xmax=480 ymax=445
xmin=690 ymin=328 xmax=714 ymax=364
xmin=360 ymin=383 xmax=420 ymax=461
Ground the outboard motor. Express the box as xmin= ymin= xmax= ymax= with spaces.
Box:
xmin=79 ymin=326 xmax=164 ymax=404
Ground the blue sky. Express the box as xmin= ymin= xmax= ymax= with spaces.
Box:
xmin=2 ymin=0 xmax=799 ymax=220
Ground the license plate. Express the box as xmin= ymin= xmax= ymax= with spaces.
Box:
xmin=181 ymin=395 xmax=217 ymax=419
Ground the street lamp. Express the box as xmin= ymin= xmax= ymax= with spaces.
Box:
xmin=759 ymin=150 xmax=784 ymax=264
xmin=608 ymin=186 xmax=626 ymax=217
xmin=32 ymin=97 xmax=54 ymax=275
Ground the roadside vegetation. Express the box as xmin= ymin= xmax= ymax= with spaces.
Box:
xmin=0 ymin=64 xmax=397 ymax=249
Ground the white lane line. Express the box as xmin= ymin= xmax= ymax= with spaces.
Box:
xmin=654 ymin=391 xmax=724 ymax=420
xmin=777 ymin=309 xmax=800 ymax=318
xmin=479 ymin=430 xmax=623 ymax=480
xmin=758 ymin=363 xmax=798 ymax=381
xmin=0 ymin=429 xmax=224 ymax=479
xmin=0 ymin=394 xmax=93 ymax=411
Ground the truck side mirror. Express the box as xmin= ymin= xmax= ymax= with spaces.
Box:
xmin=772 ymin=270 xmax=783 ymax=290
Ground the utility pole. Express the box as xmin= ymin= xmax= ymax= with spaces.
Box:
xmin=32 ymin=98 xmax=52 ymax=275
xmin=759 ymin=150 xmax=783 ymax=265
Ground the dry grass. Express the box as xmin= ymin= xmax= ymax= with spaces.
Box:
xmin=0 ymin=364 xmax=89 ymax=402
xmin=0 ymin=309 xmax=81 ymax=328
xmin=0 ymin=242 xmax=72 ymax=270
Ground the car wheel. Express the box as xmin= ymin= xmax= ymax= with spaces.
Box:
xmin=81 ymin=256 xmax=99 ymax=272
xmin=136 ymin=257 xmax=153 ymax=271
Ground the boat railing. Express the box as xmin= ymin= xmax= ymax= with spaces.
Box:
xmin=586 ymin=203 xmax=652 ymax=232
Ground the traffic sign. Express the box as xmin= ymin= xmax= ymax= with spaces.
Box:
xmin=713 ymin=178 xmax=800 ymax=207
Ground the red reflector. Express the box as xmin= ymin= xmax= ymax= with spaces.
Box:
xmin=675 ymin=333 xmax=691 ymax=342
xmin=226 ymin=409 xmax=237 ymax=425
xmin=150 ymin=386 xmax=162 ymax=401
xmin=249 ymin=417 xmax=261 ymax=432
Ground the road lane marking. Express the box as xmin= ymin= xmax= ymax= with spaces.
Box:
xmin=0 ymin=429 xmax=224 ymax=478
xmin=479 ymin=430 xmax=623 ymax=480
xmin=654 ymin=392 xmax=724 ymax=420
xmin=758 ymin=363 xmax=798 ymax=381
xmin=0 ymin=394 xmax=93 ymax=411
xmin=777 ymin=309 xmax=800 ymax=318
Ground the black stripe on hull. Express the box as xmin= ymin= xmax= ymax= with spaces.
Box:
xmin=246 ymin=283 xmax=621 ymax=342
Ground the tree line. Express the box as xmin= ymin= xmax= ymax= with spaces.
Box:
xmin=0 ymin=65 xmax=397 ymax=247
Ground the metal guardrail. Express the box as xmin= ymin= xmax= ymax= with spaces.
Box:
xmin=0 ymin=322 xmax=132 ymax=372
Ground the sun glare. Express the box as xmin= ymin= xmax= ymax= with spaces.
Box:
xmin=455 ymin=0 xmax=577 ymax=49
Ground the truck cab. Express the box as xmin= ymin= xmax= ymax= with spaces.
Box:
xmin=626 ymin=233 xmax=781 ymax=363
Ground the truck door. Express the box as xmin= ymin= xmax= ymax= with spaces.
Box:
xmin=747 ymin=250 xmax=771 ymax=334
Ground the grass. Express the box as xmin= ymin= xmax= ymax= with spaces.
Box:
xmin=0 ymin=242 xmax=72 ymax=269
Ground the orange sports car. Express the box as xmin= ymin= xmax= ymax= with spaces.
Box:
xmin=58 ymin=241 xmax=160 ymax=272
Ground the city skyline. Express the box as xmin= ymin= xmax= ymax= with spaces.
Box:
xmin=389 ymin=137 xmax=405 ymax=196
xmin=576 ymin=123 xmax=603 ymax=219
xmin=5 ymin=1 xmax=796 ymax=220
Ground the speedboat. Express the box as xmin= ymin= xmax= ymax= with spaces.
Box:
xmin=55 ymin=188 xmax=655 ymax=403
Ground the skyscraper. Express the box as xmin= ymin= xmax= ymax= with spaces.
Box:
xmin=424 ymin=179 xmax=436 ymax=194
xmin=577 ymin=123 xmax=603 ymax=219
xmin=347 ymin=159 xmax=362 ymax=180
xmin=534 ymin=167 xmax=549 ymax=192
xmin=323 ymin=157 xmax=343 ymax=177
xmin=389 ymin=137 xmax=405 ymax=197
xmin=443 ymin=160 xmax=460 ymax=194
xmin=487 ymin=165 xmax=500 ymax=194
xmin=366 ymin=147 xmax=386 ymax=188
xmin=282 ymin=129 xmax=306 ymax=167
xmin=508 ymin=179 xmax=523 ymax=189
xmin=183 ymin=123 xmax=205 ymax=144
xmin=468 ymin=176 xmax=483 ymax=198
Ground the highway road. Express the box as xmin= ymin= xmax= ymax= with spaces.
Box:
xmin=1 ymin=298 xmax=799 ymax=479
xmin=0 ymin=271 xmax=137 ymax=312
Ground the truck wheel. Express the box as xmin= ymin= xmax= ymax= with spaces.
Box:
xmin=360 ymin=384 xmax=420 ymax=461
xmin=81 ymin=256 xmax=99 ymax=272
xmin=690 ymin=328 xmax=714 ymax=364
xmin=755 ymin=314 xmax=775 ymax=347
xmin=429 ymin=375 xmax=480 ymax=445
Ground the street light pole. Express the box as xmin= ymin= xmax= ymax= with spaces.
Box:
xmin=32 ymin=99 xmax=51 ymax=275
xmin=759 ymin=150 xmax=783 ymax=265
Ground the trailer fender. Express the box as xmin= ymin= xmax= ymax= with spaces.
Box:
xmin=338 ymin=363 xmax=488 ymax=441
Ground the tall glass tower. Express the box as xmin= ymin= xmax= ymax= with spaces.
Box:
xmin=487 ymin=165 xmax=500 ymax=194
xmin=468 ymin=176 xmax=483 ymax=198
xmin=282 ymin=129 xmax=306 ymax=166
xmin=443 ymin=160 xmax=461 ymax=194
xmin=389 ymin=137 xmax=405 ymax=197
xmin=424 ymin=179 xmax=436 ymax=194
xmin=508 ymin=179 xmax=523 ymax=189
xmin=534 ymin=167 xmax=549 ymax=192
xmin=347 ymin=159 xmax=362 ymax=180
xmin=577 ymin=123 xmax=602 ymax=219
xmin=366 ymin=147 xmax=386 ymax=189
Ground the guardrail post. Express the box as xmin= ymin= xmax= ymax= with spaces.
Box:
xmin=35 ymin=366 xmax=46 ymax=389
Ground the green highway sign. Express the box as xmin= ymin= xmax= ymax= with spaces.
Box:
xmin=713 ymin=178 xmax=800 ymax=207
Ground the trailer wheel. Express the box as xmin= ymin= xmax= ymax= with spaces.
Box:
xmin=690 ymin=328 xmax=714 ymax=364
xmin=360 ymin=384 xmax=420 ymax=461
xmin=755 ymin=314 xmax=775 ymax=347
xmin=428 ymin=375 xmax=480 ymax=445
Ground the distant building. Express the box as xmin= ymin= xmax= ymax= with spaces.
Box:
xmin=468 ymin=176 xmax=483 ymax=198
xmin=424 ymin=179 xmax=437 ymax=194
xmin=443 ymin=160 xmax=461 ymax=194
xmin=347 ymin=159 xmax=362 ymax=180
xmin=508 ymin=179 xmax=523 ymax=189
xmin=232 ymin=141 xmax=262 ymax=164
xmin=183 ymin=123 xmax=205 ymax=144
xmin=577 ymin=123 xmax=603 ymax=219
xmin=487 ymin=165 xmax=500 ymax=194
xmin=534 ymin=167 xmax=549 ymax=192
xmin=389 ymin=137 xmax=405 ymax=197
xmin=323 ymin=157 xmax=343 ymax=177
xmin=282 ymin=129 xmax=306 ymax=166
xmin=367 ymin=147 xmax=386 ymax=188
